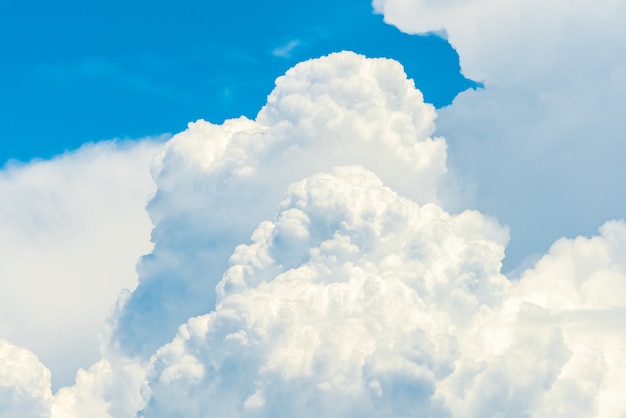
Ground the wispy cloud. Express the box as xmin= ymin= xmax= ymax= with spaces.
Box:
xmin=271 ymin=39 xmax=303 ymax=58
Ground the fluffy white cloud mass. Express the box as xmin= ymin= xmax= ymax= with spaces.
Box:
xmin=137 ymin=163 xmax=626 ymax=417
xmin=0 ymin=140 xmax=160 ymax=389
xmin=2 ymin=51 xmax=626 ymax=418
xmin=374 ymin=0 xmax=626 ymax=269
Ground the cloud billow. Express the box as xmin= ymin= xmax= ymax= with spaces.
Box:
xmin=110 ymin=52 xmax=447 ymax=359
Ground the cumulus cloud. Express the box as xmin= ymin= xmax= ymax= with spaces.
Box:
xmin=0 ymin=339 xmax=52 ymax=418
xmin=111 ymin=52 xmax=447 ymax=358
xmin=135 ymin=165 xmax=626 ymax=417
xmin=509 ymin=221 xmax=626 ymax=417
xmin=0 ymin=139 xmax=161 ymax=389
xmin=114 ymin=52 xmax=626 ymax=417
xmin=139 ymin=165 xmax=509 ymax=417
xmin=3 ymin=49 xmax=626 ymax=418
xmin=51 ymin=357 xmax=148 ymax=418
xmin=373 ymin=0 xmax=626 ymax=269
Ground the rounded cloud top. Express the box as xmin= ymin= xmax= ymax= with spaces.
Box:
xmin=112 ymin=52 xmax=449 ymax=359
xmin=155 ymin=51 xmax=446 ymax=204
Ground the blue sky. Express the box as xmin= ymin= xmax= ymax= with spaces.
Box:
xmin=0 ymin=0 xmax=475 ymax=165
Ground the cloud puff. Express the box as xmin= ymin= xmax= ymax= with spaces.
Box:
xmin=51 ymin=357 xmax=148 ymax=418
xmin=373 ymin=0 xmax=625 ymax=82
xmin=0 ymin=139 xmax=161 ymax=389
xmin=427 ymin=220 xmax=626 ymax=417
xmin=374 ymin=0 xmax=626 ymax=269
xmin=111 ymin=51 xmax=447 ymax=358
xmin=0 ymin=339 xmax=52 ymax=418
xmin=509 ymin=221 xmax=626 ymax=417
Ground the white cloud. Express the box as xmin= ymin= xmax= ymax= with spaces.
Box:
xmin=373 ymin=0 xmax=626 ymax=269
xmin=138 ymin=165 xmax=508 ymax=417
xmin=3 ymin=47 xmax=626 ymax=418
xmin=117 ymin=51 xmax=626 ymax=417
xmin=272 ymin=40 xmax=302 ymax=58
xmin=0 ymin=139 xmax=161 ymax=389
xmin=0 ymin=339 xmax=52 ymax=418
xmin=110 ymin=51 xmax=447 ymax=359
xmin=138 ymin=167 xmax=626 ymax=417
xmin=50 ymin=357 xmax=148 ymax=418
xmin=509 ymin=220 xmax=626 ymax=417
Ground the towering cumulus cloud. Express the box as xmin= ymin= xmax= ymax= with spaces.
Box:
xmin=3 ymin=51 xmax=626 ymax=417
xmin=110 ymin=52 xmax=447 ymax=358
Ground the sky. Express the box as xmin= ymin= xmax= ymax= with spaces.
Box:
xmin=2 ymin=0 xmax=626 ymax=417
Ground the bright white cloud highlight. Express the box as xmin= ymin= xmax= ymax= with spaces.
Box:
xmin=137 ymin=165 xmax=626 ymax=417
xmin=272 ymin=40 xmax=302 ymax=58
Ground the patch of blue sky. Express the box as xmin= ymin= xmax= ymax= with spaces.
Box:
xmin=0 ymin=0 xmax=476 ymax=165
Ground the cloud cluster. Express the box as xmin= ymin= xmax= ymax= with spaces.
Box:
xmin=138 ymin=168 xmax=626 ymax=417
xmin=2 ymin=49 xmax=626 ymax=418
xmin=374 ymin=0 xmax=626 ymax=269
